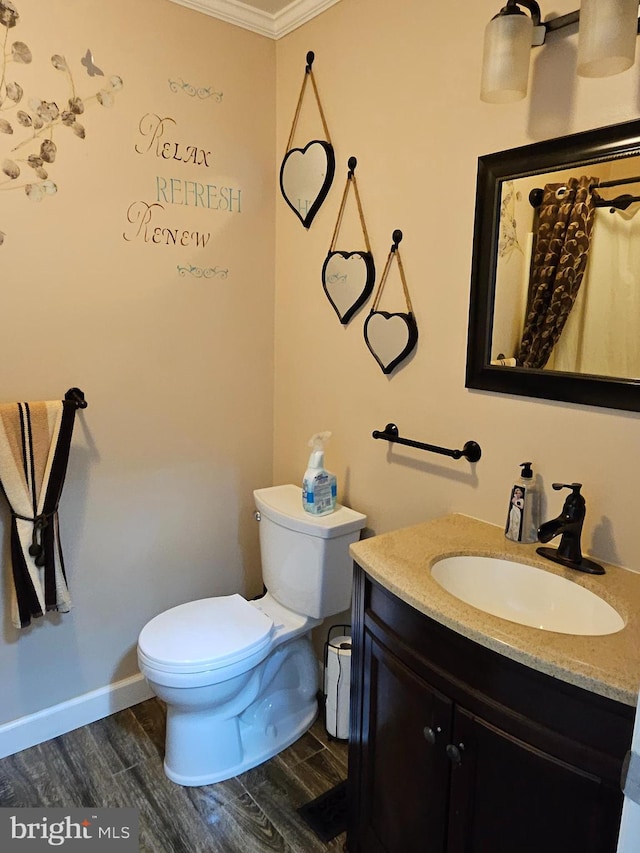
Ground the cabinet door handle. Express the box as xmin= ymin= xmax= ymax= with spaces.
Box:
xmin=446 ymin=742 xmax=465 ymax=765
xmin=422 ymin=725 xmax=441 ymax=744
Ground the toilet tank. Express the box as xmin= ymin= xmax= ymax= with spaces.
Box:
xmin=253 ymin=484 xmax=367 ymax=619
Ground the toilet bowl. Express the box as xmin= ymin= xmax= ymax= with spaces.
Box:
xmin=137 ymin=484 xmax=366 ymax=786
xmin=138 ymin=592 xmax=321 ymax=785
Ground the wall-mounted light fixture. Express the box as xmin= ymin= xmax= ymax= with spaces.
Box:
xmin=480 ymin=0 xmax=640 ymax=103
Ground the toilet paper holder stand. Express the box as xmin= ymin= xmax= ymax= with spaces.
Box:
xmin=323 ymin=624 xmax=352 ymax=741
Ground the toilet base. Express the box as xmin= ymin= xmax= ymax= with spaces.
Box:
xmin=160 ymin=635 xmax=320 ymax=786
xmin=164 ymin=699 xmax=318 ymax=786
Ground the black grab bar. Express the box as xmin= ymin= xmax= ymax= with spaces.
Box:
xmin=372 ymin=423 xmax=481 ymax=463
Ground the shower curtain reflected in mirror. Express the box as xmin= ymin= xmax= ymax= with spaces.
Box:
xmin=517 ymin=176 xmax=597 ymax=369
xmin=547 ymin=203 xmax=640 ymax=378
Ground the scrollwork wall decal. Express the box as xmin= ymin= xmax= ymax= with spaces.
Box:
xmin=168 ymin=79 xmax=223 ymax=101
xmin=177 ymin=265 xmax=229 ymax=279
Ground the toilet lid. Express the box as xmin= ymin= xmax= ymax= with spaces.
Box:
xmin=138 ymin=594 xmax=274 ymax=674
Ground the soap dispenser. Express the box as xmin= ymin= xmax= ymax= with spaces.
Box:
xmin=505 ymin=462 xmax=539 ymax=544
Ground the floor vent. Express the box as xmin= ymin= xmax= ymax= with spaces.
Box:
xmin=297 ymin=780 xmax=348 ymax=843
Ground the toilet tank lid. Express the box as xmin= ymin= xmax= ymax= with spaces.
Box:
xmin=138 ymin=595 xmax=274 ymax=673
xmin=254 ymin=484 xmax=367 ymax=539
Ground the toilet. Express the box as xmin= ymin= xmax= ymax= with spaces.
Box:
xmin=137 ymin=483 xmax=366 ymax=787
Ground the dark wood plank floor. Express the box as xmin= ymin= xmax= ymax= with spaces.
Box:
xmin=0 ymin=698 xmax=348 ymax=852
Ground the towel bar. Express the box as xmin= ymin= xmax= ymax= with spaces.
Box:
xmin=372 ymin=423 xmax=481 ymax=463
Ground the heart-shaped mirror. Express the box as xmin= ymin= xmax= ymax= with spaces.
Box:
xmin=280 ymin=140 xmax=335 ymax=229
xmin=364 ymin=310 xmax=419 ymax=375
xmin=322 ymin=250 xmax=375 ymax=324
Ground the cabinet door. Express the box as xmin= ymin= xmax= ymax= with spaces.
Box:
xmin=447 ymin=707 xmax=623 ymax=853
xmin=358 ymin=629 xmax=453 ymax=853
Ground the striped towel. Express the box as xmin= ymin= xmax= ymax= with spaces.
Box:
xmin=0 ymin=400 xmax=77 ymax=628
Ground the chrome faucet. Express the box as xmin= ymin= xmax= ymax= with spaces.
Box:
xmin=536 ymin=483 xmax=605 ymax=575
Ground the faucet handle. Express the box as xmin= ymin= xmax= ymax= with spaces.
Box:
xmin=552 ymin=483 xmax=586 ymax=522
xmin=552 ymin=482 xmax=582 ymax=494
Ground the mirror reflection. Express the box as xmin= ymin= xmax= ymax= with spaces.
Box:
xmin=466 ymin=119 xmax=640 ymax=412
xmin=493 ymin=157 xmax=640 ymax=380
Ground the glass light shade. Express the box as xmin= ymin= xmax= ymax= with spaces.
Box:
xmin=480 ymin=12 xmax=534 ymax=103
xmin=577 ymin=0 xmax=638 ymax=78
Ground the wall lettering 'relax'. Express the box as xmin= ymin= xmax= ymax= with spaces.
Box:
xmin=125 ymin=113 xmax=242 ymax=277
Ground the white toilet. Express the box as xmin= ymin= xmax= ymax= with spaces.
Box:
xmin=137 ymin=483 xmax=366 ymax=787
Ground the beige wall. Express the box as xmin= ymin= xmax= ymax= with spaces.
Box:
xmin=274 ymin=0 xmax=640 ymax=576
xmin=0 ymin=0 xmax=275 ymax=725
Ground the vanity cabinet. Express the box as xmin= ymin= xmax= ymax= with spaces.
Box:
xmin=347 ymin=565 xmax=634 ymax=853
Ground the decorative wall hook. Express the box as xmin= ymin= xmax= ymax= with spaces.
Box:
xmin=64 ymin=387 xmax=88 ymax=409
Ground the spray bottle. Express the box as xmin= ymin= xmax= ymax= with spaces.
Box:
xmin=302 ymin=431 xmax=337 ymax=515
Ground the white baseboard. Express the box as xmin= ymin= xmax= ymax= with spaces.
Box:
xmin=0 ymin=673 xmax=155 ymax=759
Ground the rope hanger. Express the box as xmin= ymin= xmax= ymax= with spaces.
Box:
xmin=328 ymin=157 xmax=373 ymax=254
xmin=371 ymin=230 xmax=414 ymax=315
xmin=285 ymin=51 xmax=332 ymax=152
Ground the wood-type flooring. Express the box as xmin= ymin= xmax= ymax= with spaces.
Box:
xmin=0 ymin=698 xmax=348 ymax=852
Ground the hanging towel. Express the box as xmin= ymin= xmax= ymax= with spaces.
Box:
xmin=0 ymin=399 xmax=77 ymax=628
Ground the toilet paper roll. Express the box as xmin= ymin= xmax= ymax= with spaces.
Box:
xmin=324 ymin=635 xmax=352 ymax=740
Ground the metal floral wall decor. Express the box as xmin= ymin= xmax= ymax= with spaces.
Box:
xmin=322 ymin=156 xmax=375 ymax=325
xmin=279 ymin=51 xmax=335 ymax=229
xmin=0 ymin=1 xmax=124 ymax=247
xmin=498 ymin=179 xmax=523 ymax=260
xmin=364 ymin=230 xmax=418 ymax=375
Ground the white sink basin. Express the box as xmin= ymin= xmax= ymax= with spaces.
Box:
xmin=431 ymin=556 xmax=624 ymax=636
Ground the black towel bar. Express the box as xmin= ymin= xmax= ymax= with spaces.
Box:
xmin=372 ymin=423 xmax=481 ymax=463
xmin=65 ymin=388 xmax=88 ymax=409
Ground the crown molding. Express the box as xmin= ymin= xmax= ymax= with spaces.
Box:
xmin=168 ymin=0 xmax=341 ymax=39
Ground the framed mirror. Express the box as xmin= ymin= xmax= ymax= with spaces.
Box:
xmin=466 ymin=119 xmax=640 ymax=412
xmin=280 ymin=140 xmax=335 ymax=229
xmin=322 ymin=250 xmax=375 ymax=324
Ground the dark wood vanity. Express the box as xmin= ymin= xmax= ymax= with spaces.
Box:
xmin=347 ymin=564 xmax=635 ymax=853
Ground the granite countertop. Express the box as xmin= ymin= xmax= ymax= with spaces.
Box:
xmin=350 ymin=513 xmax=640 ymax=706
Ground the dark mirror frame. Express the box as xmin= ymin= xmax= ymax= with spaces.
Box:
xmin=466 ymin=119 xmax=640 ymax=413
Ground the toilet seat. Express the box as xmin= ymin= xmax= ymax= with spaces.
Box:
xmin=138 ymin=594 xmax=274 ymax=675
